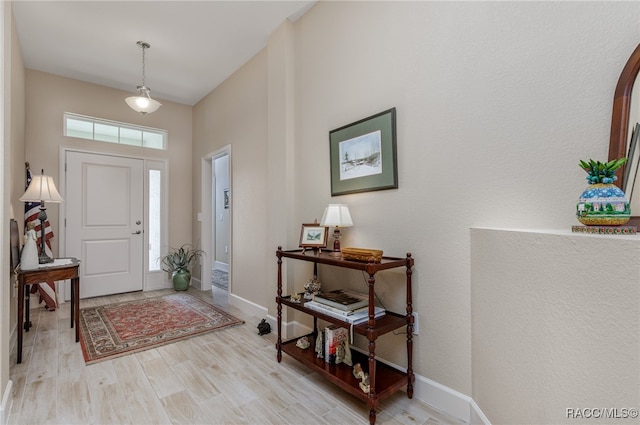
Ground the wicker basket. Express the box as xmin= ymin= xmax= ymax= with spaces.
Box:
xmin=341 ymin=247 xmax=383 ymax=263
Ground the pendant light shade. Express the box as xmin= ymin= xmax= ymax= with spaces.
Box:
xmin=125 ymin=41 xmax=162 ymax=114
xmin=125 ymin=86 xmax=162 ymax=114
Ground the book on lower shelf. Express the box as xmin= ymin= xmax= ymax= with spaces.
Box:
xmin=313 ymin=289 xmax=369 ymax=311
xmin=324 ymin=325 xmax=349 ymax=363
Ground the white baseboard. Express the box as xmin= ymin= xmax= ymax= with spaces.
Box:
xmin=412 ymin=374 xmax=474 ymax=423
xmin=190 ymin=276 xmax=203 ymax=291
xmin=29 ymin=293 xmax=39 ymax=309
xmin=9 ymin=322 xmax=16 ymax=359
xmin=1 ymin=380 xmax=13 ymax=425
xmin=229 ymin=293 xmax=268 ymax=321
xmin=213 ymin=261 xmax=229 ymax=273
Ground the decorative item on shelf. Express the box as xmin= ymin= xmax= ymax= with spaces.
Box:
xmin=335 ymin=339 xmax=353 ymax=366
xmin=341 ymin=247 xmax=383 ymax=263
xmin=20 ymin=222 xmax=39 ymax=270
xmin=576 ymin=158 xmax=632 ymax=227
xmin=290 ymin=292 xmax=302 ymax=303
xmin=295 ymin=336 xmax=310 ymax=349
xmin=303 ymin=275 xmax=321 ymax=299
xmin=319 ymin=204 xmax=353 ymax=257
xmin=352 ymin=363 xmax=363 ymax=378
xmin=352 ymin=363 xmax=370 ymax=393
xmin=160 ymin=244 xmax=205 ymax=291
xmin=125 ymin=41 xmax=162 ymax=114
xmin=299 ymin=219 xmax=329 ymax=254
xmin=257 ymin=319 xmax=271 ymax=335
xmin=19 ymin=168 xmax=64 ymax=264
xmin=315 ymin=333 xmax=324 ymax=358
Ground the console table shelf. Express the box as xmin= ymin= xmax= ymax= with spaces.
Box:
xmin=275 ymin=247 xmax=415 ymax=425
xmin=280 ymin=295 xmax=408 ymax=337
xmin=280 ymin=334 xmax=408 ymax=402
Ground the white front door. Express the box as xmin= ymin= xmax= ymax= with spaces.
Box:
xmin=65 ymin=151 xmax=144 ymax=298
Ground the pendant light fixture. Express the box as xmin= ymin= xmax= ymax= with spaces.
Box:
xmin=125 ymin=41 xmax=162 ymax=114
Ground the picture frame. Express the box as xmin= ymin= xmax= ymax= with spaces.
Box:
xmin=329 ymin=107 xmax=398 ymax=196
xmin=223 ymin=188 xmax=230 ymax=209
xmin=299 ymin=223 xmax=329 ymax=250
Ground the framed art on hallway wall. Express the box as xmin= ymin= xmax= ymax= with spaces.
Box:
xmin=329 ymin=108 xmax=398 ymax=196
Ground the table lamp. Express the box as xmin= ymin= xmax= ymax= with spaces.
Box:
xmin=319 ymin=204 xmax=353 ymax=257
xmin=20 ymin=170 xmax=64 ymax=264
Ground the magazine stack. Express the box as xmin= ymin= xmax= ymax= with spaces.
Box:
xmin=305 ymin=289 xmax=385 ymax=324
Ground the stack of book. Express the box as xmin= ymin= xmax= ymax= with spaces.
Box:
xmin=306 ymin=289 xmax=385 ymax=324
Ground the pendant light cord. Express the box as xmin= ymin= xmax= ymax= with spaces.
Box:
xmin=141 ymin=43 xmax=147 ymax=88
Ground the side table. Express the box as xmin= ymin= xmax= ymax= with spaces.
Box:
xmin=16 ymin=258 xmax=80 ymax=364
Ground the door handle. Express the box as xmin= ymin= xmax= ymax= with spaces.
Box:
xmin=132 ymin=230 xmax=142 ymax=235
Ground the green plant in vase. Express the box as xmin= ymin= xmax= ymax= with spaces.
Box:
xmin=160 ymin=244 xmax=205 ymax=291
xmin=576 ymin=158 xmax=630 ymax=226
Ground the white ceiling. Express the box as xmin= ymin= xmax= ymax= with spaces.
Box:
xmin=12 ymin=1 xmax=316 ymax=106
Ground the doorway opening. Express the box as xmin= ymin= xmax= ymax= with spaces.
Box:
xmin=201 ymin=146 xmax=231 ymax=301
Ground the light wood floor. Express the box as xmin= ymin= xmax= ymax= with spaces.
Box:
xmin=8 ymin=286 xmax=462 ymax=425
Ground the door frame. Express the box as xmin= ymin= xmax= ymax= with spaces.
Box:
xmin=58 ymin=147 xmax=169 ymax=300
xmin=200 ymin=145 xmax=231 ymax=292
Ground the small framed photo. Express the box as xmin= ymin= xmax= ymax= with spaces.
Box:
xmin=329 ymin=107 xmax=398 ymax=196
xmin=223 ymin=188 xmax=230 ymax=209
xmin=299 ymin=223 xmax=329 ymax=250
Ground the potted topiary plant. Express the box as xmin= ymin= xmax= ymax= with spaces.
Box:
xmin=577 ymin=157 xmax=630 ymax=226
xmin=160 ymin=244 xmax=205 ymax=291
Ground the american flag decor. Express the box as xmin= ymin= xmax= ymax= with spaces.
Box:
xmin=24 ymin=167 xmax=57 ymax=311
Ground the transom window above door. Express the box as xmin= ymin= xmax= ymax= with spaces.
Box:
xmin=64 ymin=112 xmax=167 ymax=150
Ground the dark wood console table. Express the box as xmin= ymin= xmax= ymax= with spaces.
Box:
xmin=16 ymin=258 xmax=80 ymax=363
xmin=276 ymin=248 xmax=414 ymax=425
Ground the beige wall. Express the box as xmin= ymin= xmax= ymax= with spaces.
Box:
xmin=24 ymin=70 xmax=193 ymax=260
xmin=472 ymin=229 xmax=639 ymax=424
xmin=2 ymin=1 xmax=26 ymax=412
xmin=192 ymin=49 xmax=270 ymax=304
xmin=295 ymin=0 xmax=640 ymax=396
xmin=7 ymin=0 xmax=25 ymax=369
xmin=192 ymin=1 xmax=640 ymax=421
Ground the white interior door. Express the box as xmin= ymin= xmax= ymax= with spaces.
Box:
xmin=65 ymin=151 xmax=144 ymax=298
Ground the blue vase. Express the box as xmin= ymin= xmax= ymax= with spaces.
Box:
xmin=576 ymin=183 xmax=630 ymax=226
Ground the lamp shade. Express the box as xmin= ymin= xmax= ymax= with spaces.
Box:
xmin=20 ymin=174 xmax=64 ymax=203
xmin=320 ymin=204 xmax=353 ymax=227
xmin=125 ymin=87 xmax=162 ymax=115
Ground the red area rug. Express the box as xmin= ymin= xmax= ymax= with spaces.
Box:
xmin=79 ymin=293 xmax=244 ymax=364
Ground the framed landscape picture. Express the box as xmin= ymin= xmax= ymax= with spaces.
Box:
xmin=299 ymin=223 xmax=329 ymax=249
xmin=329 ymin=108 xmax=398 ymax=196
